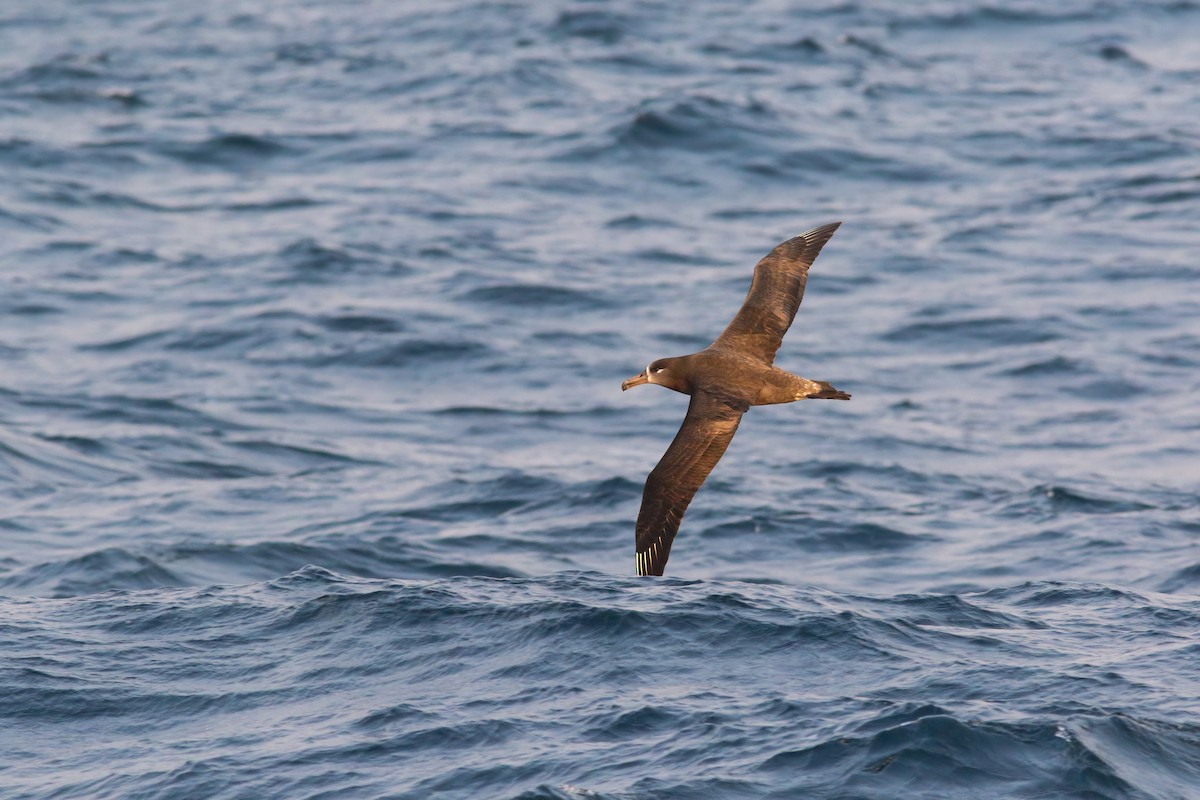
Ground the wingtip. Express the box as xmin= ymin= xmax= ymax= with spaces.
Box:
xmin=635 ymin=537 xmax=669 ymax=576
xmin=773 ymin=221 xmax=842 ymax=263
xmin=810 ymin=380 xmax=850 ymax=400
xmin=804 ymin=221 xmax=842 ymax=240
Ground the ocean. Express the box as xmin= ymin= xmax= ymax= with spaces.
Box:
xmin=1 ymin=1 xmax=1199 ymax=797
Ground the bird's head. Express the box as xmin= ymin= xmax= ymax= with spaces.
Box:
xmin=621 ymin=357 xmax=688 ymax=394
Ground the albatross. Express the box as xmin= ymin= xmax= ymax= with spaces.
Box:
xmin=621 ymin=222 xmax=849 ymax=576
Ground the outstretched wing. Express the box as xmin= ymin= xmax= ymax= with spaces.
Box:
xmin=635 ymin=392 xmax=745 ymax=576
xmin=712 ymin=221 xmax=841 ymax=364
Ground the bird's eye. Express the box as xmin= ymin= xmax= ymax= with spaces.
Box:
xmin=652 ymin=366 xmax=664 ymax=373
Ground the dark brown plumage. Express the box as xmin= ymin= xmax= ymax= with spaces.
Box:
xmin=621 ymin=222 xmax=849 ymax=576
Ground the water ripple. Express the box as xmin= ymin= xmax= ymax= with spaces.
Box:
xmin=2 ymin=0 xmax=1199 ymax=797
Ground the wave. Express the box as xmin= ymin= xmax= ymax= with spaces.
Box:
xmin=999 ymin=484 xmax=1156 ymax=519
xmin=702 ymin=517 xmax=933 ymax=552
xmin=551 ymin=9 xmax=629 ymax=44
xmin=618 ymin=95 xmax=783 ymax=153
xmin=276 ymin=238 xmax=411 ymax=282
xmin=885 ymin=3 xmax=1150 ymax=31
xmin=4 ymin=571 xmax=1197 ymax=796
xmin=884 ymin=315 xmax=1069 ymax=347
xmin=0 ymin=427 xmax=133 ymax=486
xmin=462 ymin=283 xmax=614 ymax=310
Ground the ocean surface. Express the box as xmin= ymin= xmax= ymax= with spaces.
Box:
xmin=2 ymin=1 xmax=1199 ymax=798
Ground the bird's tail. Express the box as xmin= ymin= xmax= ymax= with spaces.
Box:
xmin=808 ymin=381 xmax=850 ymax=400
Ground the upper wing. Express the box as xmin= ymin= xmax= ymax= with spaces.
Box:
xmin=635 ymin=392 xmax=745 ymax=576
xmin=711 ymin=222 xmax=841 ymax=364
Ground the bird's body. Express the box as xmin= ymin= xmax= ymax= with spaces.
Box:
xmin=621 ymin=222 xmax=848 ymax=576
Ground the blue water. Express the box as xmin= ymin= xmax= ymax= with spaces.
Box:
xmin=2 ymin=1 xmax=1199 ymax=797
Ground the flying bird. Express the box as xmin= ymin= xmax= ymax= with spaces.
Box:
xmin=621 ymin=222 xmax=849 ymax=576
